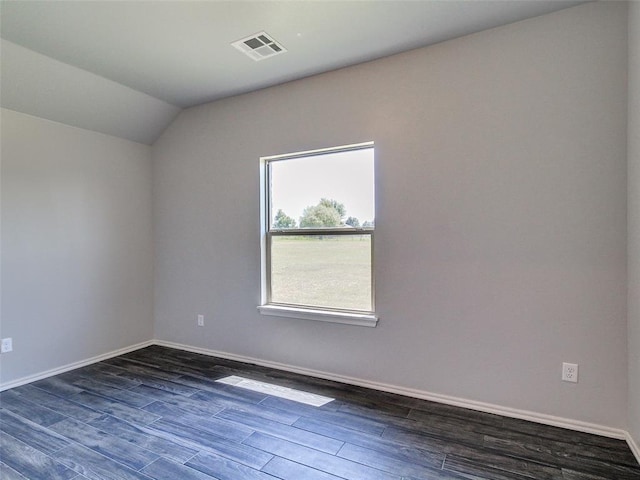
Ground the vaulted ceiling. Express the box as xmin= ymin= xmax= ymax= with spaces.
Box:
xmin=0 ymin=1 xmax=584 ymax=144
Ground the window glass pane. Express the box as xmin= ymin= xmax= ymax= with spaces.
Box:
xmin=270 ymin=234 xmax=372 ymax=311
xmin=270 ymin=148 xmax=374 ymax=230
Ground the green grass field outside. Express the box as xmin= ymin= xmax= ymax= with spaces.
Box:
xmin=270 ymin=235 xmax=372 ymax=311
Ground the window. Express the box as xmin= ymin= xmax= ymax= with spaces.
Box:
xmin=259 ymin=142 xmax=377 ymax=327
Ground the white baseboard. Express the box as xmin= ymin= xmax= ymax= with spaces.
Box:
xmin=627 ymin=432 xmax=640 ymax=465
xmin=155 ymin=340 xmax=629 ymax=441
xmin=0 ymin=340 xmax=154 ymax=392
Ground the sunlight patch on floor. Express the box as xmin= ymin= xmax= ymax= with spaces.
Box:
xmin=216 ymin=375 xmax=334 ymax=407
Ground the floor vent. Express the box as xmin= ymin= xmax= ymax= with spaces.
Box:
xmin=217 ymin=375 xmax=334 ymax=406
xmin=232 ymin=31 xmax=287 ymax=61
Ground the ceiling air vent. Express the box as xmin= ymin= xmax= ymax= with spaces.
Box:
xmin=232 ymin=32 xmax=287 ymax=61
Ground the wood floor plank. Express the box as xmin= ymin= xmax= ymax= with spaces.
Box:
xmin=243 ymin=431 xmax=402 ymax=480
xmin=123 ymin=348 xmax=219 ymax=372
xmin=216 ymin=408 xmax=345 ymax=454
xmin=190 ymin=381 xmax=272 ymax=405
xmin=54 ymin=443 xmax=154 ymax=480
xmin=187 ymin=451 xmax=279 ymax=480
xmin=443 ymin=454 xmax=557 ymax=480
xmin=295 ymin=414 xmax=561 ymax=480
xmin=293 ymin=415 xmax=389 ymax=444
xmin=152 ymin=407 xmax=255 ymax=443
xmin=261 ymin=456 xmax=345 ymax=480
xmin=68 ymin=391 xmax=162 ymax=426
xmin=294 ymin=415 xmax=449 ymax=466
xmin=131 ymin=385 xmax=225 ymax=416
xmin=382 ymin=423 xmax=485 ymax=451
xmin=205 ymin=400 xmax=302 ymax=426
xmin=482 ymin=434 xmax=640 ymax=480
xmin=0 ymin=431 xmax=77 ymax=480
xmin=140 ymin=458 xmax=216 ymax=480
xmin=30 ymin=376 xmax=84 ymax=398
xmin=0 ymin=390 xmax=68 ymax=427
xmin=141 ymin=398 xmax=217 ymax=420
xmin=484 ymin=428 xmax=640 ymax=469
xmin=145 ymin=419 xmax=273 ymax=470
xmin=408 ymin=400 xmax=506 ymax=428
xmin=49 ymin=418 xmax=160 ymax=471
xmin=337 ymin=397 xmax=412 ymax=419
xmin=11 ymin=385 xmax=105 ymax=424
xmin=87 ymin=414 xmax=199 ymax=464
xmin=77 ymin=367 xmax=142 ymax=390
xmin=123 ymin=372 xmax=203 ymax=397
xmin=172 ymin=373 xmax=268 ymax=401
xmin=561 ymin=469 xmax=614 ymax=480
xmin=337 ymin=441 xmax=446 ymax=477
xmin=440 ymin=448 xmax=563 ymax=479
xmin=260 ymin=396 xmax=388 ymax=435
xmin=499 ymin=415 xmax=635 ymax=452
xmin=409 ymin=409 xmax=640 ymax=470
xmin=126 ymin=357 xmax=227 ymax=381
xmin=103 ymin=357 xmax=183 ymax=381
xmin=65 ymin=377 xmax=153 ymax=409
xmin=0 ymin=408 xmax=70 ymax=455
xmin=0 ymin=462 xmax=29 ymax=480
xmin=76 ymin=361 xmax=138 ymax=379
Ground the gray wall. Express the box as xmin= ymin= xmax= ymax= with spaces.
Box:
xmin=0 ymin=108 xmax=154 ymax=384
xmin=153 ymin=2 xmax=629 ymax=428
xmin=628 ymin=0 xmax=640 ymax=450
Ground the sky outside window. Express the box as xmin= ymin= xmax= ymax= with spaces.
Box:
xmin=270 ymin=147 xmax=374 ymax=227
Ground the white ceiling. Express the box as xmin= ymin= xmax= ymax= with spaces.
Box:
xmin=0 ymin=0 xmax=585 ymax=144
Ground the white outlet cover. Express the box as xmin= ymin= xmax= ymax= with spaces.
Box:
xmin=562 ymin=362 xmax=578 ymax=383
xmin=1 ymin=337 xmax=13 ymax=353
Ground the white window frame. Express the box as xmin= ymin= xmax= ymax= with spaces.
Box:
xmin=258 ymin=142 xmax=378 ymax=327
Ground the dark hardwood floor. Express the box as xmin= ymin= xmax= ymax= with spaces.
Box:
xmin=1 ymin=345 xmax=638 ymax=479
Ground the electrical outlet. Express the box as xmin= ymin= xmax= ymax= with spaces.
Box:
xmin=197 ymin=315 xmax=204 ymax=327
xmin=1 ymin=337 xmax=13 ymax=353
xmin=562 ymin=362 xmax=578 ymax=383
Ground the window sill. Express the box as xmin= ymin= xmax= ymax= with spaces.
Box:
xmin=257 ymin=305 xmax=378 ymax=328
